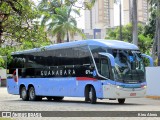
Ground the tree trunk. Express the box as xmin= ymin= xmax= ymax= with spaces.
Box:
xmin=66 ymin=31 xmax=69 ymax=42
xmin=57 ymin=33 xmax=62 ymax=43
xmin=129 ymin=0 xmax=132 ymax=23
xmin=152 ymin=26 xmax=158 ymax=61
xmin=132 ymin=0 xmax=138 ymax=45
xmin=157 ymin=1 xmax=160 ymax=65
xmin=0 ymin=21 xmax=3 ymax=46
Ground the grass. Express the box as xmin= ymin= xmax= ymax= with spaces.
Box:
xmin=0 ymin=118 xmax=14 ymax=120
xmin=146 ymin=95 xmax=160 ymax=99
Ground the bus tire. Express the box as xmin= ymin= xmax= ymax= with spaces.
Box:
xmin=53 ymin=97 xmax=64 ymax=101
xmin=89 ymin=86 xmax=97 ymax=104
xmin=28 ymin=86 xmax=37 ymax=101
xmin=37 ymin=96 xmax=42 ymax=101
xmin=47 ymin=97 xmax=53 ymax=101
xmin=118 ymin=98 xmax=125 ymax=104
xmin=85 ymin=86 xmax=90 ymax=102
xmin=20 ymin=86 xmax=29 ymax=101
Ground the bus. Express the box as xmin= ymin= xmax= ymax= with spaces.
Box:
xmin=7 ymin=39 xmax=153 ymax=104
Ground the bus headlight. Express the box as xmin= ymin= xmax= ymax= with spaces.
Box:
xmin=117 ymin=86 xmax=123 ymax=89
xmin=141 ymin=85 xmax=147 ymax=89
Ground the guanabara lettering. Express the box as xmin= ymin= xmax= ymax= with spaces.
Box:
xmin=40 ymin=69 xmax=76 ymax=76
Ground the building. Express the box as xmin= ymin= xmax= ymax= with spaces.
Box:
xmin=85 ymin=0 xmax=114 ymax=29
xmin=123 ymin=0 xmax=149 ymax=25
xmin=85 ymin=0 xmax=149 ymax=28
xmin=84 ymin=0 xmax=114 ymax=39
xmin=51 ymin=0 xmax=150 ymax=43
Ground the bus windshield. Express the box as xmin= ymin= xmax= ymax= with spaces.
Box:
xmin=112 ymin=49 xmax=145 ymax=83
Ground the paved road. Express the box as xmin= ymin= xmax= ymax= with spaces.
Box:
xmin=0 ymin=87 xmax=160 ymax=120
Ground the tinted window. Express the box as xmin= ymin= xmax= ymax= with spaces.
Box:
xmin=12 ymin=55 xmax=25 ymax=68
xmin=12 ymin=46 xmax=93 ymax=68
xmin=73 ymin=46 xmax=93 ymax=65
xmin=90 ymin=46 xmax=108 ymax=71
xmin=100 ymin=57 xmax=110 ymax=78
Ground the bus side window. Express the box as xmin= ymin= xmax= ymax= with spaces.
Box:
xmin=12 ymin=56 xmax=25 ymax=68
xmin=100 ymin=57 xmax=110 ymax=79
xmin=73 ymin=47 xmax=79 ymax=65
xmin=78 ymin=46 xmax=93 ymax=65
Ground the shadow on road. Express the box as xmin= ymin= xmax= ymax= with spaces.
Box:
xmin=4 ymin=98 xmax=147 ymax=106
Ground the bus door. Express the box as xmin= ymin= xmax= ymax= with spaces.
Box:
xmin=98 ymin=52 xmax=115 ymax=81
xmin=98 ymin=53 xmax=117 ymax=98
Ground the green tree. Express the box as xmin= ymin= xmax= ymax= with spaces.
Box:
xmin=0 ymin=47 xmax=14 ymax=68
xmin=39 ymin=1 xmax=85 ymax=43
xmin=144 ymin=8 xmax=156 ymax=39
xmin=147 ymin=0 xmax=160 ymax=64
xmin=49 ymin=6 xmax=85 ymax=42
xmin=106 ymin=24 xmax=143 ymax=42
xmin=138 ymin=34 xmax=152 ymax=54
xmin=0 ymin=56 xmax=5 ymax=69
xmin=0 ymin=0 xmax=48 ymax=47
xmin=38 ymin=0 xmax=96 ymax=11
xmin=106 ymin=24 xmax=152 ymax=54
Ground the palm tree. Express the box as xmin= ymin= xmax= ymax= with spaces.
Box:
xmin=38 ymin=0 xmax=62 ymax=25
xmin=38 ymin=0 xmax=85 ymax=43
xmin=48 ymin=6 xmax=85 ymax=43
xmin=148 ymin=0 xmax=160 ymax=64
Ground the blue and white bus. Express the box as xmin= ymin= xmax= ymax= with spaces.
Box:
xmin=7 ymin=39 xmax=153 ymax=104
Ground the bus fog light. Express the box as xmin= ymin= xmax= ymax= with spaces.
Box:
xmin=117 ymin=86 xmax=122 ymax=89
xmin=143 ymin=86 xmax=147 ymax=88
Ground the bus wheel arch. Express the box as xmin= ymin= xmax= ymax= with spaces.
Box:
xmin=19 ymin=84 xmax=29 ymax=101
xmin=84 ymin=84 xmax=97 ymax=104
xmin=118 ymin=98 xmax=125 ymax=104
xmin=28 ymin=84 xmax=37 ymax=101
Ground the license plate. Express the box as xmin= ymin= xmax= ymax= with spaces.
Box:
xmin=130 ymin=93 xmax=136 ymax=96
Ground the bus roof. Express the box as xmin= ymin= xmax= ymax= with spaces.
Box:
xmin=12 ymin=39 xmax=139 ymax=55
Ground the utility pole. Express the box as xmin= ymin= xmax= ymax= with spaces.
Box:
xmin=132 ymin=0 xmax=138 ymax=45
xmin=119 ymin=0 xmax=122 ymax=41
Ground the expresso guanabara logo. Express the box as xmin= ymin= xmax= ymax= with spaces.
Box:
xmin=41 ymin=69 xmax=76 ymax=76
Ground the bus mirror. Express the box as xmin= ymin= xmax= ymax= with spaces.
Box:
xmin=99 ymin=52 xmax=115 ymax=67
xmin=141 ymin=54 xmax=153 ymax=67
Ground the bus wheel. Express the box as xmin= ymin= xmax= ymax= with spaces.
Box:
xmin=37 ymin=96 xmax=42 ymax=101
xmin=85 ymin=87 xmax=90 ymax=102
xmin=118 ymin=99 xmax=125 ymax=104
xmin=29 ymin=86 xmax=37 ymax=101
xmin=53 ymin=97 xmax=64 ymax=101
xmin=20 ymin=87 xmax=29 ymax=101
xmin=89 ymin=86 xmax=97 ymax=104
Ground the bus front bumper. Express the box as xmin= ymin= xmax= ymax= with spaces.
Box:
xmin=102 ymin=84 xmax=146 ymax=99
